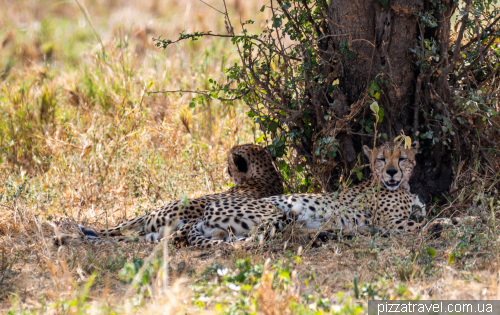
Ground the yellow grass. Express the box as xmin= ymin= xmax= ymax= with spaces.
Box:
xmin=0 ymin=0 xmax=499 ymax=314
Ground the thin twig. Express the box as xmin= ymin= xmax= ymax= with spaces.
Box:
xmin=460 ymin=15 xmax=500 ymax=51
xmin=441 ymin=0 xmax=471 ymax=79
xmin=149 ymin=89 xmax=244 ymax=102
xmin=196 ymin=0 xmax=226 ymax=14
xmin=348 ymin=132 xmax=375 ymax=138
xmin=448 ymin=180 xmax=477 ymax=196
xmin=455 ymin=36 xmax=496 ymax=82
xmin=155 ymin=31 xmax=301 ymax=61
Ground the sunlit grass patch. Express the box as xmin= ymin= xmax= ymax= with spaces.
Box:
xmin=0 ymin=0 xmax=267 ymax=311
xmin=0 ymin=0 xmax=499 ymax=313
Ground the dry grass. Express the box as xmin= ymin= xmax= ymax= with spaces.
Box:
xmin=0 ymin=0 xmax=499 ymax=314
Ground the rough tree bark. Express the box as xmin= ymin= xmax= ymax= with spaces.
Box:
xmin=156 ymin=0 xmax=499 ymax=201
xmin=327 ymin=0 xmax=455 ymax=202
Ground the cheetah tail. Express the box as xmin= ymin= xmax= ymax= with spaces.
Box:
xmin=97 ymin=214 xmax=148 ymax=237
xmin=78 ymin=224 xmax=100 ymax=239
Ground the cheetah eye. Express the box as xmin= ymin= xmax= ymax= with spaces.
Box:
xmin=399 ymin=158 xmax=407 ymax=162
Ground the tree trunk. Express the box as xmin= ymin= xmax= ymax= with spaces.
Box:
xmin=327 ymin=0 xmax=454 ymax=202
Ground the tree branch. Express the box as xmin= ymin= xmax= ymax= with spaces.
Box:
xmin=300 ymin=0 xmax=323 ymax=35
xmin=460 ymin=15 xmax=500 ymax=51
xmin=440 ymin=0 xmax=471 ymax=79
xmin=455 ymin=36 xmax=496 ymax=82
xmin=149 ymin=89 xmax=245 ymax=102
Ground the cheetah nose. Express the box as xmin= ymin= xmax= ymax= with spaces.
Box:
xmin=386 ymin=168 xmax=398 ymax=177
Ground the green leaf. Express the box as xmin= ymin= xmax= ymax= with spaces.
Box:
xmin=370 ymin=102 xmax=380 ymax=122
xmin=427 ymin=247 xmax=436 ymax=258
xmin=189 ymin=102 xmax=195 ymax=108
xmin=315 ymin=147 xmax=321 ymax=156
xmin=294 ymin=256 xmax=302 ymax=264
xmin=246 ymin=110 xmax=256 ymax=118
xmin=378 ymin=107 xmax=385 ymax=123
xmin=370 ymin=101 xmax=379 ymax=116
xmin=279 ymin=269 xmax=290 ymax=280
xmin=297 ymin=165 xmax=303 ymax=173
xmin=447 ymin=253 xmax=455 ymax=265
xmin=442 ymin=126 xmax=448 ymax=132
xmin=260 ymin=5 xmax=265 ymax=12
xmin=369 ymin=81 xmax=381 ymax=98
xmin=279 ymin=161 xmax=288 ymax=172
xmin=236 ymin=272 xmax=246 ymax=282
xmin=255 ymin=134 xmax=265 ymax=143
xmin=268 ymin=120 xmax=279 ymax=133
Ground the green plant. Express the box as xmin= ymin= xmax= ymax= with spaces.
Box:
xmin=155 ymin=0 xmax=500 ymax=201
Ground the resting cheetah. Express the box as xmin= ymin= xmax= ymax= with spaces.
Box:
xmin=56 ymin=144 xmax=283 ymax=246
xmin=188 ymin=140 xmax=429 ymax=248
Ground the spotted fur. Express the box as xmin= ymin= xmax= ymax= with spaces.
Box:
xmin=58 ymin=144 xmax=284 ymax=246
xmin=267 ymin=141 xmax=428 ymax=236
xmin=187 ymin=140 xmax=428 ymax=248
xmin=187 ymin=198 xmax=286 ymax=248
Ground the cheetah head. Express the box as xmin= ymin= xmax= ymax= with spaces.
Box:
xmin=227 ymin=144 xmax=279 ymax=185
xmin=363 ymin=141 xmax=420 ymax=190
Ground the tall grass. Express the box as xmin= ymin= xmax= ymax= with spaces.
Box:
xmin=0 ymin=0 xmax=267 ymax=210
xmin=0 ymin=0 xmax=267 ymax=311
xmin=0 ymin=0 xmax=499 ymax=313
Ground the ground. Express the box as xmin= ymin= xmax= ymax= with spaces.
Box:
xmin=0 ymin=0 xmax=499 ymax=314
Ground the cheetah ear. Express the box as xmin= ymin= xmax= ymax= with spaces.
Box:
xmin=411 ymin=141 xmax=420 ymax=150
xmin=363 ymin=145 xmax=372 ymax=157
xmin=233 ymin=154 xmax=248 ymax=173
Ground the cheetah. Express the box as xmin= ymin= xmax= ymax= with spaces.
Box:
xmin=55 ymin=144 xmax=283 ymax=246
xmin=187 ymin=140 xmax=430 ymax=248
xmin=262 ymin=141 xmax=427 ymax=235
